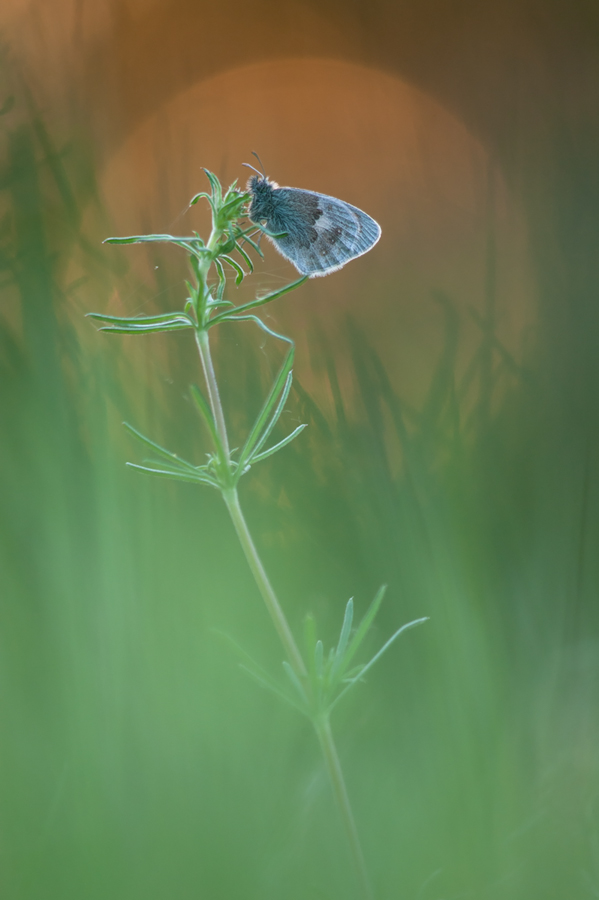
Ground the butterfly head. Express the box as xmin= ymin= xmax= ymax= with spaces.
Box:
xmin=246 ymin=173 xmax=279 ymax=223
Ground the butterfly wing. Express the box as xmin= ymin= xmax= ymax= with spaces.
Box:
xmin=267 ymin=188 xmax=381 ymax=278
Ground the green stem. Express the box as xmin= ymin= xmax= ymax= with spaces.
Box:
xmin=194 ymin=249 xmax=372 ymax=899
xmin=195 ymin=329 xmax=230 ymax=460
xmin=315 ymin=715 xmax=374 ymax=900
xmin=194 ymin=323 xmax=306 ymax=678
xmin=223 ymin=487 xmax=307 ymax=679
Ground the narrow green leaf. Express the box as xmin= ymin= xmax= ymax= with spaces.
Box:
xmin=338 ymin=585 xmax=387 ymax=679
xmin=237 ymin=348 xmax=294 ymax=472
xmin=304 ymin=613 xmax=318 ymax=681
xmin=202 ymin=168 xmax=222 ymax=203
xmin=248 ymin=424 xmax=308 ymax=466
xmin=314 ymin=640 xmax=324 ymax=679
xmin=254 ymin=223 xmax=288 ymax=240
xmin=190 ymin=191 xmax=212 ymax=206
xmin=206 ymin=298 xmax=234 ymax=310
xmin=211 ymin=314 xmax=295 ymax=349
xmin=126 ymin=462 xmax=218 ymax=486
xmin=234 ymin=240 xmax=254 ymax=272
xmin=97 ymin=322 xmax=193 ymax=335
xmin=330 ymin=617 xmax=429 ymax=711
xmin=218 ymin=233 xmax=237 ymax=255
xmin=250 ymin=371 xmax=293 ymax=459
xmin=209 ymin=277 xmax=308 ymax=326
xmin=220 ymin=254 xmax=245 ymax=285
xmin=236 ymin=229 xmax=264 ymax=258
xmin=213 ymin=256 xmax=226 ymax=292
xmin=103 ymin=234 xmax=209 ymax=253
xmin=123 ymin=422 xmax=200 ymax=473
xmin=330 ymin=598 xmax=354 ymax=681
xmin=220 ymin=194 xmax=248 ymax=216
xmin=140 ymin=458 xmax=218 ymax=484
xmin=87 ymin=311 xmax=193 ymax=326
xmin=188 ymin=253 xmax=202 ymax=284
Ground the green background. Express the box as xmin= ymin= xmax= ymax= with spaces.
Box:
xmin=1 ymin=2 xmax=599 ymax=898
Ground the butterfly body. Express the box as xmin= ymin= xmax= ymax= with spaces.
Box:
xmin=247 ymin=175 xmax=381 ymax=278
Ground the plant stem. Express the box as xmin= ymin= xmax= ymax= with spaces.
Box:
xmin=194 ymin=324 xmax=306 ymax=678
xmin=315 ymin=714 xmax=374 ymax=900
xmin=224 ymin=486 xmax=307 ymax=679
xmin=195 ymin=316 xmax=372 ymax=900
xmin=195 ymin=329 xmax=230 ymax=459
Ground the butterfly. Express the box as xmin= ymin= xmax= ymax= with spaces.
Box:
xmin=244 ymin=161 xmax=381 ymax=278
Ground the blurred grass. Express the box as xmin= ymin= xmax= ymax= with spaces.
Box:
xmin=1 ymin=87 xmax=598 ymax=900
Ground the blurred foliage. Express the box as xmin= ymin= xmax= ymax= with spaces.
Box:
xmin=1 ymin=77 xmax=599 ymax=900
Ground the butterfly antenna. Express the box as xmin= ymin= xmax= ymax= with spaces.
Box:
xmin=251 ymin=151 xmax=266 ymax=177
xmin=242 ymin=162 xmax=263 ymax=178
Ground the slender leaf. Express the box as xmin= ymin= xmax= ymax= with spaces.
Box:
xmin=103 ymin=234 xmax=209 ymax=254
xmin=190 ymin=191 xmax=212 ymax=206
xmin=213 ymin=314 xmax=295 ymax=348
xmin=236 ymin=229 xmax=264 ymax=258
xmin=140 ymin=458 xmax=217 ymax=483
xmin=126 ymin=462 xmax=218 ymax=487
xmin=213 ymin=256 xmax=226 ymax=294
xmin=314 ymin=640 xmax=324 ymax=680
xmin=123 ymin=422 xmax=200 ymax=473
xmin=330 ymin=598 xmax=354 ymax=681
xmin=330 ymin=617 xmax=429 ymax=711
xmin=97 ymin=322 xmax=193 ymax=335
xmin=202 ymin=168 xmax=222 ymax=203
xmin=250 ymin=371 xmax=293 ymax=459
xmin=220 ymin=254 xmax=245 ymax=285
xmin=334 ymin=586 xmax=387 ymax=683
xmin=206 ymin=298 xmax=234 ymax=310
xmin=237 ymin=348 xmax=295 ymax=472
xmin=254 ymin=223 xmax=288 ymax=240
xmin=209 ymin=276 xmax=308 ymax=326
xmin=248 ymin=424 xmax=308 ymax=466
xmin=87 ymin=311 xmax=193 ymax=326
xmin=304 ymin=613 xmax=318 ymax=684
xmin=234 ymin=240 xmax=254 ymax=272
